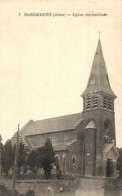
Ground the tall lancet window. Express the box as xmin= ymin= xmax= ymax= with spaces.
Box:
xmin=92 ymin=94 xmax=98 ymax=108
xmin=85 ymin=94 xmax=98 ymax=110
xmin=103 ymin=96 xmax=113 ymax=111
xmin=108 ymin=98 xmax=112 ymax=110
xmin=86 ymin=96 xmax=92 ymax=109
xmin=103 ymin=96 xmax=107 ymax=109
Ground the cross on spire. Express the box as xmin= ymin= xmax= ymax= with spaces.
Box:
xmin=99 ymin=31 xmax=101 ymax=38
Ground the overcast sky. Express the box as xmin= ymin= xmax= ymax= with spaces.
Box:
xmin=0 ymin=0 xmax=122 ymax=147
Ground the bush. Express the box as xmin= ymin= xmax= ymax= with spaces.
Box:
xmin=25 ymin=190 xmax=35 ymax=196
xmin=0 ymin=183 xmax=25 ymax=196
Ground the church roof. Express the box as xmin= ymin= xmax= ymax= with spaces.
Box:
xmin=19 ymin=113 xmax=83 ymax=137
xmin=82 ymin=39 xmax=116 ymax=97
xmin=103 ymin=143 xmax=119 ymax=160
xmin=103 ymin=143 xmax=114 ymax=153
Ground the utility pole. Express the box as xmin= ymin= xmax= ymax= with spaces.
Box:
xmin=12 ymin=124 xmax=19 ymax=196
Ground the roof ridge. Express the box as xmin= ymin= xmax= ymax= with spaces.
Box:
xmin=16 ymin=112 xmax=82 ymax=137
xmin=33 ymin=112 xmax=82 ymax=123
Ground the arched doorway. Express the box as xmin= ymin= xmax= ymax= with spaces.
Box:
xmin=54 ymin=155 xmax=60 ymax=170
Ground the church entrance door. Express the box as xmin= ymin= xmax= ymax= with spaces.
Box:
xmin=106 ymin=158 xmax=113 ymax=177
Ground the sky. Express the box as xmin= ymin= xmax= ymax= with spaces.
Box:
xmin=0 ymin=0 xmax=122 ymax=147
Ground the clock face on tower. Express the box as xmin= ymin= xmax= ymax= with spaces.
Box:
xmin=90 ymin=76 xmax=95 ymax=85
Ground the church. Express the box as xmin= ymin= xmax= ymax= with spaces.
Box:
xmin=12 ymin=38 xmax=119 ymax=177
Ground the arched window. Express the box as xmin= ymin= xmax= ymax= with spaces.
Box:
xmin=86 ymin=96 xmax=91 ymax=109
xmin=72 ymin=156 xmax=76 ymax=165
xmin=103 ymin=96 xmax=113 ymax=110
xmin=92 ymin=94 xmax=98 ymax=108
xmin=54 ymin=154 xmax=60 ymax=160
xmin=54 ymin=154 xmax=60 ymax=170
xmin=104 ymin=135 xmax=109 ymax=144
xmin=104 ymin=120 xmax=113 ymax=143
xmin=85 ymin=94 xmax=98 ymax=110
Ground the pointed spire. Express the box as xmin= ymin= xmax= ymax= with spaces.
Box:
xmin=82 ymin=39 xmax=116 ymax=98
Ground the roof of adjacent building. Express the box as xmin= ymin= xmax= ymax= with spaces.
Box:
xmin=103 ymin=143 xmax=119 ymax=160
xmin=19 ymin=112 xmax=82 ymax=137
xmin=82 ymin=39 xmax=116 ymax=97
xmin=103 ymin=143 xmax=114 ymax=153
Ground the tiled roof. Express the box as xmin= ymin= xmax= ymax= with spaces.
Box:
xmin=20 ymin=113 xmax=82 ymax=137
xmin=103 ymin=143 xmax=119 ymax=160
xmin=103 ymin=143 xmax=113 ymax=153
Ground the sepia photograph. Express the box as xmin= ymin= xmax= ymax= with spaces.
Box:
xmin=0 ymin=0 xmax=122 ymax=195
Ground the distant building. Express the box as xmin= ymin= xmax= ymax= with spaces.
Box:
xmin=12 ymin=38 xmax=119 ymax=177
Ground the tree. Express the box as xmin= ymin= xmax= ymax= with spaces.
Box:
xmin=27 ymin=149 xmax=37 ymax=174
xmin=17 ymin=142 xmax=27 ymax=176
xmin=2 ymin=140 xmax=13 ymax=176
xmin=27 ymin=138 xmax=55 ymax=178
xmin=12 ymin=142 xmax=27 ymax=176
xmin=41 ymin=138 xmax=55 ymax=179
xmin=35 ymin=147 xmax=44 ymax=169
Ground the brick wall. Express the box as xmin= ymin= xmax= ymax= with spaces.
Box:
xmin=66 ymin=141 xmax=82 ymax=175
xmin=26 ymin=129 xmax=77 ymax=149
xmin=81 ymin=109 xmax=116 ymax=176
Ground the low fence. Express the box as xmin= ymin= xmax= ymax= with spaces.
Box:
xmin=0 ymin=178 xmax=76 ymax=196
xmin=0 ymin=177 xmax=122 ymax=196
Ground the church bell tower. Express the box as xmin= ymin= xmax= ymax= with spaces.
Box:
xmin=80 ymin=38 xmax=118 ymax=177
